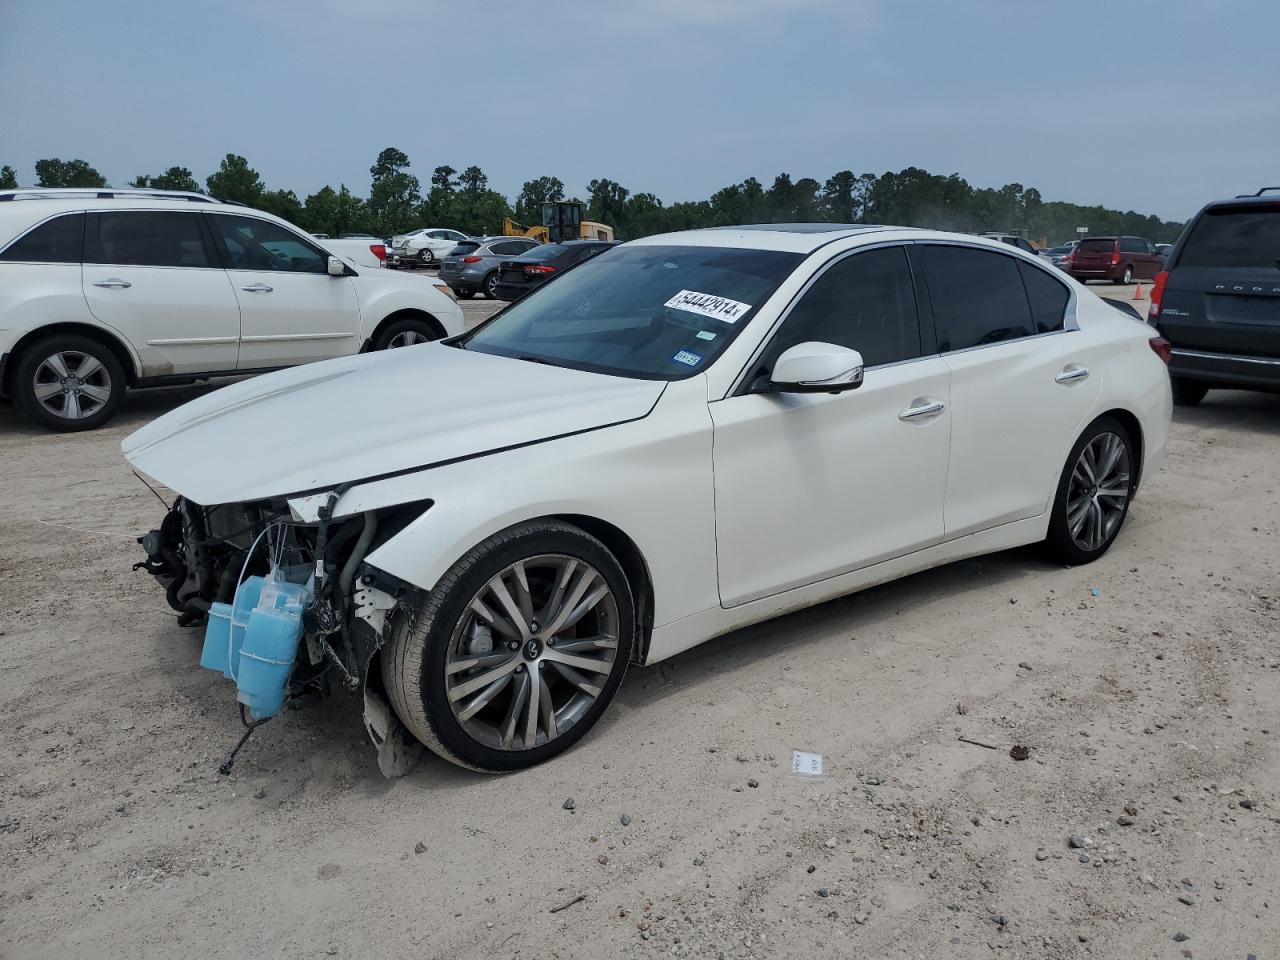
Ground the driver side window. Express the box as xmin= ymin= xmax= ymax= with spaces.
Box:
xmin=209 ymin=214 xmax=327 ymax=274
xmin=762 ymin=246 xmax=923 ymax=371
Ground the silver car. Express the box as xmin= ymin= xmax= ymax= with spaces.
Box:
xmin=438 ymin=236 xmax=541 ymax=299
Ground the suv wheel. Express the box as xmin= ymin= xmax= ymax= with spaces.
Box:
xmin=381 ymin=519 xmax=634 ymax=771
xmin=374 ymin=316 xmax=441 ymax=350
xmin=1171 ymin=377 xmax=1209 ymax=406
xmin=1044 ymin=416 xmax=1135 ymax=565
xmin=483 ymin=271 xmax=500 ymax=299
xmin=13 ymin=334 xmax=126 ymax=432
xmin=1120 ymin=265 xmax=1134 ymax=284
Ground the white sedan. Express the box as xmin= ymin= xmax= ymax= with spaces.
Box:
xmin=124 ymin=225 xmax=1172 ymax=774
xmin=388 ymin=227 xmax=470 ymax=266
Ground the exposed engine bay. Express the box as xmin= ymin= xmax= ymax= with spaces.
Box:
xmin=135 ymin=492 xmax=431 ymax=777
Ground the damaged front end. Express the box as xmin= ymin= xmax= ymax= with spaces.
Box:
xmin=135 ymin=492 xmax=431 ymax=777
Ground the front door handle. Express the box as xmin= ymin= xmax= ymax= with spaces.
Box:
xmin=92 ymin=278 xmax=131 ymax=289
xmin=240 ymin=282 xmax=274 ymax=293
xmin=1056 ymin=365 xmax=1090 ymax=384
xmin=899 ymin=399 xmax=946 ymax=421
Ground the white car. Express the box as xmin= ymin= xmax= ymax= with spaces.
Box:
xmin=0 ymin=188 xmax=464 ymax=431
xmin=124 ymin=225 xmax=1172 ymax=775
xmin=388 ymin=227 xmax=470 ymax=266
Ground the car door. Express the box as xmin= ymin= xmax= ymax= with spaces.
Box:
xmin=1140 ymin=239 xmax=1162 ymax=279
xmin=81 ymin=209 xmax=240 ymax=375
xmin=207 ymin=212 xmax=361 ymax=368
xmin=911 ymin=244 xmax=1101 ymax=538
xmin=710 ymin=245 xmax=951 ymax=607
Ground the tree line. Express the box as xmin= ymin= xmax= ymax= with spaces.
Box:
xmin=1 ymin=149 xmax=1184 ymax=245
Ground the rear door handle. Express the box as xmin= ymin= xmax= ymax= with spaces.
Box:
xmin=899 ymin=399 xmax=946 ymax=421
xmin=92 ymin=278 xmax=131 ymax=289
xmin=1056 ymin=365 xmax=1090 ymax=384
xmin=240 ymin=283 xmax=274 ymax=293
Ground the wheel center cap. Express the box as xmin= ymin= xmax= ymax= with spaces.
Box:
xmin=1089 ymin=486 xmax=1098 ymax=497
xmin=523 ymin=638 xmax=543 ymax=661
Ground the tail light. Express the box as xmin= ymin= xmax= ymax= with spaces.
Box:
xmin=1110 ymin=251 xmax=1120 ymax=266
xmin=1149 ymin=270 xmax=1169 ymax=319
xmin=369 ymin=244 xmax=386 ymax=261
xmin=461 ymin=255 xmax=483 ymax=264
xmin=524 ymin=264 xmax=556 ymax=275
xmin=1148 ymin=336 xmax=1172 ymax=365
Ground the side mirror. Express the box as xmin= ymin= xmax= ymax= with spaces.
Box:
xmin=770 ymin=341 xmax=865 ymax=394
xmin=327 ymin=256 xmax=346 ymax=277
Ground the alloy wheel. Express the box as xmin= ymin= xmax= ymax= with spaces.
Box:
xmin=444 ymin=554 xmax=620 ymax=752
xmin=1066 ymin=431 xmax=1131 ymax=551
xmin=32 ymin=350 xmax=113 ymax=421
xmin=387 ymin=329 xmax=431 ymax=348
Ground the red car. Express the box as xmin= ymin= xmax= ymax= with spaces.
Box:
xmin=1066 ymin=236 xmax=1164 ymax=284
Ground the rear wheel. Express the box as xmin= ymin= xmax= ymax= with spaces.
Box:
xmin=1171 ymin=377 xmax=1209 ymax=406
xmin=482 ymin=271 xmax=500 ymax=299
xmin=1044 ymin=417 xmax=1135 ymax=564
xmin=1120 ymin=264 xmax=1134 ymax=284
xmin=13 ymin=334 xmax=125 ymax=432
xmin=381 ymin=520 xmax=634 ymax=772
xmin=419 ymin=248 xmax=435 ymax=265
xmin=373 ymin=316 xmax=441 ymax=350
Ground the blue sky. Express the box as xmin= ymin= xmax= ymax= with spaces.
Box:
xmin=2 ymin=0 xmax=1276 ymax=220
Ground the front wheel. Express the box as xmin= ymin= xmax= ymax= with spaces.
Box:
xmin=13 ymin=334 xmax=125 ymax=432
xmin=381 ymin=520 xmax=634 ymax=771
xmin=1120 ymin=265 xmax=1134 ymax=284
xmin=482 ymin=272 xmax=500 ymax=299
xmin=418 ymin=248 xmax=435 ymax=265
xmin=1171 ymin=377 xmax=1209 ymax=406
xmin=373 ymin=316 xmax=441 ymax=350
xmin=1043 ymin=417 xmax=1135 ymax=564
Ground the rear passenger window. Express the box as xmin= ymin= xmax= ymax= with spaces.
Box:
xmin=0 ymin=213 xmax=84 ymax=263
xmin=766 ymin=246 xmax=921 ymax=368
xmin=86 ymin=212 xmax=214 ymax=268
xmin=918 ymin=246 xmax=1035 ymax=350
xmin=1018 ymin=261 xmax=1070 ymax=333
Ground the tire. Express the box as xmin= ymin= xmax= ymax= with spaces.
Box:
xmin=1120 ymin=265 xmax=1134 ymax=284
xmin=419 ymin=248 xmax=435 ymax=265
xmin=482 ymin=271 xmax=500 ymax=299
xmin=1043 ymin=416 xmax=1136 ymax=565
xmin=372 ymin=315 xmax=441 ymax=350
xmin=1171 ymin=377 xmax=1209 ymax=406
xmin=13 ymin=334 xmax=126 ymax=432
xmin=454 ymin=288 xmax=476 ymax=300
xmin=381 ymin=519 xmax=635 ymax=772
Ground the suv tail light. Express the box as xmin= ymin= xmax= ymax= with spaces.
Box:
xmin=1149 ymin=270 xmax=1169 ymax=318
xmin=1110 ymin=251 xmax=1120 ymax=266
xmin=369 ymin=243 xmax=386 ymax=261
xmin=524 ymin=264 xmax=556 ymax=275
xmin=461 ymin=255 xmax=483 ymax=263
xmin=1148 ymin=336 xmax=1172 ymax=365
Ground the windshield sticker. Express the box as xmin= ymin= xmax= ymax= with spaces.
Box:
xmin=664 ymin=289 xmax=753 ymax=324
xmin=696 ymin=330 xmax=717 ymax=341
xmin=672 ymin=350 xmax=703 ymax=367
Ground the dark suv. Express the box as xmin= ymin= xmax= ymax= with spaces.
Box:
xmin=1151 ymin=188 xmax=1280 ymax=405
xmin=1067 ymin=235 xmax=1164 ymax=284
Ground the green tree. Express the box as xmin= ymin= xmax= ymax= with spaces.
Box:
xmin=128 ymin=166 xmax=201 ymax=192
xmin=35 ymin=157 xmax=106 ymax=188
xmin=822 ymin=170 xmax=857 ymax=222
xmin=206 ymin=154 xmax=264 ymax=205
xmin=367 ymin=147 xmax=421 ymax=234
xmin=586 ymin=178 xmax=630 ymax=234
xmin=425 ymin=164 xmax=458 ymax=223
xmin=0 ymin=165 xmax=17 ymax=189
xmin=513 ymin=175 xmax=565 ymax=224
xmin=258 ymin=189 xmax=305 ymax=225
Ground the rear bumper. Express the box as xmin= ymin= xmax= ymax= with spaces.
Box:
xmin=1169 ymin=347 xmax=1280 ymax=391
xmin=1069 ymin=267 xmax=1119 ymax=281
xmin=492 ymin=282 xmax=538 ymax=301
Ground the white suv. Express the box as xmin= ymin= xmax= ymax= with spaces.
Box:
xmin=0 ymin=188 xmax=465 ymax=431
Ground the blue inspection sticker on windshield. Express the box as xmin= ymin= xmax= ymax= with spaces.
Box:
xmin=672 ymin=349 xmax=703 ymax=367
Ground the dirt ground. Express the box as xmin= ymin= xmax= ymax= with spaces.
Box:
xmin=2 ymin=283 xmax=1277 ymax=960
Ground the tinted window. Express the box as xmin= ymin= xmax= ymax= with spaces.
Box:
xmin=1178 ymin=207 xmax=1280 ymax=269
xmin=462 ymin=245 xmax=802 ymax=380
xmin=765 ymin=247 xmax=921 ymax=368
xmin=210 ymin=214 xmax=326 ymax=273
xmin=1120 ymin=237 xmax=1145 ymax=253
xmin=450 ymin=241 xmax=481 ymax=255
xmin=487 ymin=241 xmax=529 ymax=256
xmin=1018 ymin=261 xmax=1069 ymax=333
xmin=1077 ymin=238 xmax=1114 ymax=254
xmin=86 ymin=212 xmax=213 ymax=268
xmin=0 ymin=213 xmax=84 ymax=263
xmin=919 ymin=246 xmax=1035 ymax=350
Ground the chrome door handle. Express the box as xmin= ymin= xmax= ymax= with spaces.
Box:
xmin=92 ymin=278 xmax=131 ymax=289
xmin=899 ymin=399 xmax=946 ymax=421
xmin=240 ymin=283 xmax=274 ymax=293
xmin=1056 ymin=365 xmax=1090 ymax=384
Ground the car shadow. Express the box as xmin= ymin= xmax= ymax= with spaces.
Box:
xmin=1171 ymin=388 xmax=1280 ymax=437
xmin=0 ymin=380 xmax=240 ymax=436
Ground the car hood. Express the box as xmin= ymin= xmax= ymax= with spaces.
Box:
xmin=122 ymin=345 xmax=665 ymax=505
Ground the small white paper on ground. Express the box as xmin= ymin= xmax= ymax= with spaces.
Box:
xmin=791 ymin=750 xmax=824 ymax=778
xmin=663 ymin=289 xmax=753 ymax=324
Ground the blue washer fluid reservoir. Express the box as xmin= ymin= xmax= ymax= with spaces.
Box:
xmin=234 ymin=577 xmax=310 ymax=720
xmin=200 ymin=575 xmax=265 ymax=679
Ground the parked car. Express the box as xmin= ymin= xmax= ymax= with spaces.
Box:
xmin=1067 ymin=236 xmax=1164 ymax=284
xmin=320 ymin=235 xmax=388 ymax=269
xmin=981 ymin=232 xmax=1039 ymax=256
xmin=438 ymin=236 xmax=542 ymax=298
xmin=0 ymin=188 xmax=464 ymax=431
xmin=1155 ymin=243 xmax=1173 ymax=262
xmin=1041 ymin=244 xmax=1076 ymax=269
xmin=387 ymin=227 xmax=470 ymax=268
xmin=124 ymin=224 xmax=1172 ymax=774
xmin=492 ymin=239 xmax=618 ymax=301
xmin=1151 ymin=188 xmax=1280 ymax=405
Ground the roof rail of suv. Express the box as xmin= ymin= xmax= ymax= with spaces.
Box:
xmin=1234 ymin=186 xmax=1280 ymax=198
xmin=0 ymin=187 xmax=221 ymax=203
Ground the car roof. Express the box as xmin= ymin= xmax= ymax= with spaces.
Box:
xmin=628 ymin=223 xmax=908 ymax=254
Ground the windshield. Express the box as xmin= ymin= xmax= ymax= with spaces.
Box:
xmin=460 ymin=244 xmax=802 ymax=380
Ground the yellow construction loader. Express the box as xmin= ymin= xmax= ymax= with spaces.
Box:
xmin=503 ymin=200 xmax=614 ymax=243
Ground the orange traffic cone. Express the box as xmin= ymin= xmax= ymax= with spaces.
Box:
xmin=1132 ymin=282 xmax=1145 ymax=300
